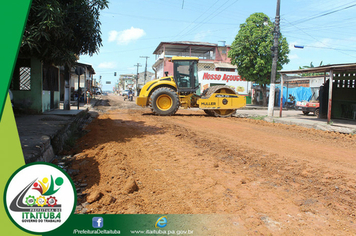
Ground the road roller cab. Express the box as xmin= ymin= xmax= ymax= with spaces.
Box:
xmin=136 ymin=57 xmax=246 ymax=117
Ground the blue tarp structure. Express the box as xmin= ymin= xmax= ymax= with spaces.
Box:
xmin=276 ymin=86 xmax=313 ymax=107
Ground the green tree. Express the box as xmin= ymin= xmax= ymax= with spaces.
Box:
xmin=228 ymin=12 xmax=289 ymax=106
xmin=18 ymin=0 xmax=108 ymax=110
xmin=20 ymin=0 xmax=109 ymax=67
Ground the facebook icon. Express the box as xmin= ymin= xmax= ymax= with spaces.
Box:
xmin=92 ymin=217 xmax=104 ymax=228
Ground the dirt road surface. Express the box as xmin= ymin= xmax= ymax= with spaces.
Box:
xmin=68 ymin=94 xmax=356 ymax=235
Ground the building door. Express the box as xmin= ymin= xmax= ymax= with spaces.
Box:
xmin=43 ymin=64 xmax=59 ymax=110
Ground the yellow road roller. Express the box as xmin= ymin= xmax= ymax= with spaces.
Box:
xmin=136 ymin=57 xmax=246 ymax=117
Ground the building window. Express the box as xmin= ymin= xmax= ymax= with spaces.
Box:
xmin=198 ymin=63 xmax=214 ymax=71
xmin=11 ymin=58 xmax=31 ymax=91
xmin=19 ymin=67 xmax=31 ymax=90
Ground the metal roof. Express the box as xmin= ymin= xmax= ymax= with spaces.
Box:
xmin=76 ymin=61 xmax=95 ymax=74
xmin=279 ymin=63 xmax=356 ymax=74
xmin=153 ymin=41 xmax=222 ymax=55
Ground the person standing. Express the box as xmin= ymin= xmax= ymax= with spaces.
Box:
xmin=128 ymin=89 xmax=133 ymax=101
xmin=86 ymin=89 xmax=92 ymax=105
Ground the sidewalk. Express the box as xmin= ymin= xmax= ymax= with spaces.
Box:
xmin=235 ymin=105 xmax=356 ymax=134
xmin=15 ymin=98 xmax=100 ymax=163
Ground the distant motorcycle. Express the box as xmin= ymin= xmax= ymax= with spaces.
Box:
xmin=285 ymin=94 xmax=296 ymax=109
xmin=124 ymin=93 xmax=134 ymax=101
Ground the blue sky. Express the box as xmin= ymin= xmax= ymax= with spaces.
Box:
xmin=79 ymin=0 xmax=356 ymax=91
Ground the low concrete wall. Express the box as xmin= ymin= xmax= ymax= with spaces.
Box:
xmin=25 ymin=110 xmax=92 ymax=163
xmin=51 ymin=111 xmax=91 ymax=155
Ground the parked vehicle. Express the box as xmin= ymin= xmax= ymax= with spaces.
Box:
xmin=296 ymin=100 xmax=307 ymax=110
xmin=121 ymin=90 xmax=130 ymax=97
xmin=93 ymin=87 xmax=102 ymax=95
xmin=302 ymin=101 xmax=320 ymax=116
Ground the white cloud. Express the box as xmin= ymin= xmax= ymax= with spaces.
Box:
xmin=310 ymin=38 xmax=332 ymax=48
xmin=193 ymin=30 xmax=211 ymax=42
xmin=108 ymin=31 xmax=119 ymax=42
xmin=108 ymin=27 xmax=146 ymax=45
xmin=290 ymin=38 xmax=344 ymax=51
xmin=307 ymin=0 xmax=354 ymax=11
xmin=98 ymin=62 xmax=116 ymax=69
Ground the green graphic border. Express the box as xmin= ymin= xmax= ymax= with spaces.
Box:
xmin=3 ymin=162 xmax=77 ymax=235
xmin=0 ymin=2 xmax=33 ymax=236
xmin=0 ymin=0 xmax=32 ymax=121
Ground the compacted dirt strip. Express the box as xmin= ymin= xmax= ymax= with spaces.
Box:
xmin=68 ymin=97 xmax=356 ymax=235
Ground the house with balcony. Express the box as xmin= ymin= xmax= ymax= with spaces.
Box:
xmin=119 ymin=74 xmax=135 ymax=92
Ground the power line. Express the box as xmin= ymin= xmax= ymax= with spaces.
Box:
xmin=172 ymin=0 xmax=222 ymax=39
xmin=281 ymin=19 xmax=356 ymax=34
xmin=146 ymin=0 xmax=251 ymax=19
xmin=98 ymin=46 xmax=154 ymax=54
xmin=303 ymin=45 xmax=356 ymax=53
xmin=289 ymin=1 xmax=356 ymax=26
xmin=99 ymin=26 xmax=239 ymax=56
xmin=285 ymin=33 xmax=356 ymax=49
xmin=282 ymin=17 xmax=356 ymax=58
xmin=173 ymin=26 xmax=239 ymax=41
xmin=180 ymin=0 xmax=239 ymax=39
xmin=103 ymin=12 xmax=237 ymax=26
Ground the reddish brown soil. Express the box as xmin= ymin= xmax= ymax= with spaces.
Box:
xmin=69 ymin=95 xmax=356 ymax=235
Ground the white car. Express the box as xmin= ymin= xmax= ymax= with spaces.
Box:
xmin=121 ymin=90 xmax=130 ymax=96
xmin=93 ymin=88 xmax=102 ymax=95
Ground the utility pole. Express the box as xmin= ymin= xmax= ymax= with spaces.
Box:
xmin=267 ymin=0 xmax=280 ymax=117
xmin=134 ymin=63 xmax=142 ymax=96
xmin=140 ymin=56 xmax=149 ymax=84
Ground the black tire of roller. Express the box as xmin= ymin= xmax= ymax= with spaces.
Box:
xmin=203 ymin=110 xmax=214 ymax=116
xmin=151 ymin=87 xmax=180 ymax=116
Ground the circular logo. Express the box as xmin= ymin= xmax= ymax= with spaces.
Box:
xmin=4 ymin=162 xmax=76 ymax=234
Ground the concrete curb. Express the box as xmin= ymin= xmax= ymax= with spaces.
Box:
xmin=21 ymin=110 xmax=92 ymax=163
